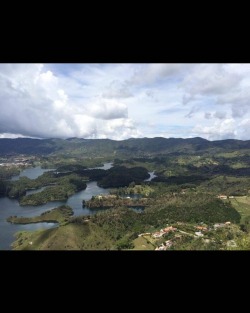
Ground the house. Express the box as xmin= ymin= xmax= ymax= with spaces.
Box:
xmin=165 ymin=240 xmax=173 ymax=248
xmin=195 ymin=226 xmax=208 ymax=231
xmin=195 ymin=231 xmax=204 ymax=237
xmin=155 ymin=241 xmax=173 ymax=250
xmin=217 ymin=195 xmax=227 ymax=199
xmin=163 ymin=226 xmax=177 ymax=233
xmin=214 ymin=223 xmax=225 ymax=229
xmin=155 ymin=245 xmax=165 ymax=251
xmin=227 ymin=240 xmax=237 ymax=247
xmin=153 ymin=232 xmax=164 ymax=238
xmin=138 ymin=232 xmax=151 ymax=237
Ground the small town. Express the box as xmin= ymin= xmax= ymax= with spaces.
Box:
xmin=135 ymin=221 xmax=233 ymax=250
xmin=0 ymin=155 xmax=35 ymax=168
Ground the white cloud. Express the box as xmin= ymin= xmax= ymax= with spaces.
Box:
xmin=237 ymin=119 xmax=250 ymax=140
xmin=214 ymin=111 xmax=227 ymax=120
xmin=98 ymin=118 xmax=142 ymax=140
xmin=0 ymin=133 xmax=33 ymax=139
xmin=192 ymin=119 xmax=237 ymax=140
xmin=204 ymin=112 xmax=212 ymax=119
xmin=102 ymin=80 xmax=132 ymax=99
xmin=0 ymin=64 xmax=138 ymax=139
xmin=87 ymin=99 xmax=128 ymax=120
xmin=129 ymin=63 xmax=185 ymax=86
xmin=182 ymin=64 xmax=241 ymax=99
xmin=1 ymin=63 xmax=250 ymax=140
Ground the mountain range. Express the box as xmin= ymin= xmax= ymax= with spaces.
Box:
xmin=1 ymin=137 xmax=250 ymax=157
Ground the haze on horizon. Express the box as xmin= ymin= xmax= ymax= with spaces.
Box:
xmin=0 ymin=63 xmax=250 ymax=141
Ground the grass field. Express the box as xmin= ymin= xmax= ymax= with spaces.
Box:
xmin=133 ymin=236 xmax=155 ymax=250
xmin=230 ymin=196 xmax=250 ymax=223
xmin=12 ymin=221 xmax=114 ymax=250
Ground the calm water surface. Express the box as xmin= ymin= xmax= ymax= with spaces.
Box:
xmin=0 ymin=164 xmax=112 ymax=250
xmin=11 ymin=166 xmax=55 ymax=181
xmin=0 ymin=162 xmax=153 ymax=250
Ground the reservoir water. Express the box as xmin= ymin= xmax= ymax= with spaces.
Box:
xmin=0 ymin=162 xmax=153 ymax=250
xmin=0 ymin=163 xmax=112 ymax=250
xmin=11 ymin=166 xmax=55 ymax=181
xmin=144 ymin=171 xmax=157 ymax=182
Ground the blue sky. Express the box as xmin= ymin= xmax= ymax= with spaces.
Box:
xmin=0 ymin=63 xmax=250 ymax=140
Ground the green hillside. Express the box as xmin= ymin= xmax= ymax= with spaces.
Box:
xmin=2 ymin=136 xmax=250 ymax=250
xmin=1 ymin=137 xmax=250 ymax=158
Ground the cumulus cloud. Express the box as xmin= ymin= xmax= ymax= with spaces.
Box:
xmin=0 ymin=64 xmax=137 ymax=139
xmin=182 ymin=64 xmax=241 ymax=100
xmin=192 ymin=119 xmax=237 ymax=140
xmin=87 ymin=99 xmax=128 ymax=120
xmin=97 ymin=118 xmax=142 ymax=140
xmin=1 ymin=63 xmax=250 ymax=140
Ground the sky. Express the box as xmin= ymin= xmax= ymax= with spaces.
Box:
xmin=0 ymin=63 xmax=250 ymax=141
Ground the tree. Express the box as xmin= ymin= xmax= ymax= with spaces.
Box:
xmin=0 ymin=180 xmax=7 ymax=195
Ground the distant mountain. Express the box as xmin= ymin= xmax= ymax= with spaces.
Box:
xmin=0 ymin=137 xmax=250 ymax=157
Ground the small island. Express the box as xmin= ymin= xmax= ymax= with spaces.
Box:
xmin=19 ymin=179 xmax=87 ymax=206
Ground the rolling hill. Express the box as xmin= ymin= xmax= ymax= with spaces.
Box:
xmin=1 ymin=137 xmax=250 ymax=157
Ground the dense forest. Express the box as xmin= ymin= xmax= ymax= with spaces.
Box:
xmin=1 ymin=137 xmax=250 ymax=157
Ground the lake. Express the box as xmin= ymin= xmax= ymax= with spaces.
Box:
xmin=0 ymin=162 xmax=153 ymax=250
xmin=0 ymin=164 xmax=112 ymax=250
xmin=10 ymin=166 xmax=55 ymax=181
xmin=144 ymin=171 xmax=157 ymax=182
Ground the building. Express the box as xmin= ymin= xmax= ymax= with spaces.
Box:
xmin=217 ymin=195 xmax=227 ymax=199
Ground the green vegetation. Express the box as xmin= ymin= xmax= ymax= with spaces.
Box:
xmin=7 ymin=205 xmax=73 ymax=224
xmin=144 ymin=194 xmax=240 ymax=225
xmin=199 ymin=176 xmax=250 ymax=196
xmin=19 ymin=174 xmax=87 ymax=205
xmin=20 ymin=185 xmax=79 ymax=205
xmin=229 ymin=196 xmax=250 ymax=223
xmin=97 ymin=166 xmax=149 ymax=188
xmin=133 ymin=236 xmax=155 ymax=250
xmin=1 ymin=136 xmax=250 ymax=159
xmin=111 ymin=184 xmax=154 ymax=197
xmin=85 ymin=195 xmax=150 ymax=209
xmin=2 ymin=163 xmax=150 ymax=205
xmin=1 ymin=167 xmax=88 ymax=203
xmin=11 ymin=204 xmax=247 ymax=250
xmin=12 ymin=216 xmax=114 ymax=250
xmin=0 ymin=166 xmax=20 ymax=180
xmin=11 ymin=190 xmax=242 ymax=250
xmin=3 ymin=136 xmax=250 ymax=250
xmin=40 ymin=156 xmax=110 ymax=170
xmin=4 ymin=172 xmax=57 ymax=199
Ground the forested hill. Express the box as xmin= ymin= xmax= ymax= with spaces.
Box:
xmin=1 ymin=137 xmax=250 ymax=157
